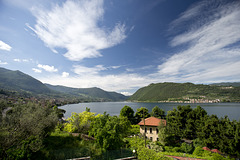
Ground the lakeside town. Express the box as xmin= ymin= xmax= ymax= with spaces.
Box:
xmin=157 ymin=97 xmax=221 ymax=103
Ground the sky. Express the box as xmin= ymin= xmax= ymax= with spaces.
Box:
xmin=1 ymin=0 xmax=240 ymax=96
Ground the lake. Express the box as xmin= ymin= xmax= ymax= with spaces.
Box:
xmin=59 ymin=102 xmax=240 ymax=121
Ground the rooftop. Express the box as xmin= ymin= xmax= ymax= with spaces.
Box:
xmin=138 ymin=117 xmax=166 ymax=126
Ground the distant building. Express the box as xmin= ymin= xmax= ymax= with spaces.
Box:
xmin=203 ymin=147 xmax=224 ymax=155
xmin=138 ymin=117 xmax=166 ymax=141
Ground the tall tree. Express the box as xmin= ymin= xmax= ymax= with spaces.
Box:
xmin=184 ymin=106 xmax=207 ymax=139
xmin=89 ymin=113 xmax=131 ymax=150
xmin=151 ymin=106 xmax=165 ymax=119
xmin=120 ymin=105 xmax=135 ymax=124
xmin=135 ymin=107 xmax=150 ymax=124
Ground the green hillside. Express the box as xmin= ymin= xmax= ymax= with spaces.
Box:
xmin=46 ymin=84 xmax=127 ymax=101
xmin=210 ymin=82 xmax=240 ymax=87
xmin=0 ymin=67 xmax=52 ymax=94
xmin=0 ymin=67 xmax=127 ymax=102
xmin=129 ymin=82 xmax=240 ymax=102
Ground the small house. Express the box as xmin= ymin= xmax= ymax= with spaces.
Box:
xmin=138 ymin=117 xmax=166 ymax=141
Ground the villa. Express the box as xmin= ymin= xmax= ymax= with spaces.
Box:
xmin=138 ymin=117 xmax=166 ymax=141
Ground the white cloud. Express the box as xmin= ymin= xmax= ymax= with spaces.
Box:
xmin=22 ymin=59 xmax=29 ymax=62
xmin=38 ymin=72 xmax=150 ymax=93
xmin=37 ymin=64 xmax=58 ymax=72
xmin=38 ymin=64 xmax=152 ymax=93
xmin=30 ymin=0 xmax=127 ymax=61
xmin=73 ymin=65 xmax=106 ymax=76
xmin=158 ymin=1 xmax=240 ymax=82
xmin=120 ymin=92 xmax=132 ymax=96
xmin=62 ymin=72 xmax=69 ymax=78
xmin=0 ymin=60 xmax=8 ymax=65
xmin=14 ymin=58 xmax=30 ymax=62
xmin=0 ymin=40 xmax=12 ymax=51
xmin=32 ymin=68 xmax=42 ymax=73
xmin=13 ymin=59 xmax=21 ymax=62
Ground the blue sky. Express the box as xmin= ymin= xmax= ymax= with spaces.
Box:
xmin=1 ymin=0 xmax=240 ymax=95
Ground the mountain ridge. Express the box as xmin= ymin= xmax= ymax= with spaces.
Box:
xmin=45 ymin=84 xmax=127 ymax=101
xmin=0 ymin=67 xmax=127 ymax=102
xmin=129 ymin=82 xmax=240 ymax=102
xmin=0 ymin=67 xmax=52 ymax=94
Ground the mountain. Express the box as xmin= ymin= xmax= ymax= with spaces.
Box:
xmin=129 ymin=82 xmax=240 ymax=102
xmin=0 ymin=67 xmax=127 ymax=102
xmin=210 ymin=82 xmax=240 ymax=87
xmin=0 ymin=67 xmax=52 ymax=94
xmin=45 ymin=84 xmax=127 ymax=102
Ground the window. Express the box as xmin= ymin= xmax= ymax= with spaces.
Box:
xmin=156 ymin=128 xmax=159 ymax=134
xmin=145 ymin=127 xmax=147 ymax=133
xmin=157 ymin=138 xmax=159 ymax=141
xmin=150 ymin=128 xmax=152 ymax=134
xmin=150 ymin=137 xmax=153 ymax=141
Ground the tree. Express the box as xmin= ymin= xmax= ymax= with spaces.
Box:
xmin=165 ymin=105 xmax=195 ymax=145
xmin=0 ymin=102 xmax=58 ymax=159
xmin=135 ymin=107 xmax=150 ymax=124
xmin=184 ymin=106 xmax=207 ymax=139
xmin=64 ymin=111 xmax=100 ymax=134
xmin=120 ymin=105 xmax=135 ymax=124
xmin=158 ymin=122 xmax=167 ymax=146
xmin=89 ymin=113 xmax=131 ymax=150
xmin=151 ymin=106 xmax=165 ymax=119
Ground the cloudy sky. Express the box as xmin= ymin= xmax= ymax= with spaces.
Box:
xmin=1 ymin=0 xmax=240 ymax=95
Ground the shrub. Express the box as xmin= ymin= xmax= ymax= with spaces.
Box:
xmin=137 ymin=147 xmax=171 ymax=160
xmin=180 ymin=142 xmax=194 ymax=154
xmin=193 ymin=146 xmax=204 ymax=156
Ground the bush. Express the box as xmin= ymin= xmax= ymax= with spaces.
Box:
xmin=129 ymin=125 xmax=140 ymax=135
xmin=180 ymin=142 xmax=194 ymax=154
xmin=137 ymin=147 xmax=171 ymax=160
xmin=164 ymin=146 xmax=174 ymax=152
xmin=193 ymin=146 xmax=204 ymax=156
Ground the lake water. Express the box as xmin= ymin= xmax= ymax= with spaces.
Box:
xmin=60 ymin=102 xmax=240 ymax=121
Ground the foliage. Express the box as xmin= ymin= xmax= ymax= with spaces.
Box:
xmin=137 ymin=146 xmax=172 ymax=160
xmin=126 ymin=137 xmax=171 ymax=160
xmin=135 ymin=107 xmax=150 ymax=124
xmin=192 ymin=146 xmax=205 ymax=156
xmin=180 ymin=142 xmax=194 ymax=154
xmin=164 ymin=105 xmax=240 ymax=157
xmin=149 ymin=141 xmax=164 ymax=152
xmin=129 ymin=125 xmax=140 ymax=136
xmin=151 ymin=106 xmax=165 ymax=119
xmin=126 ymin=136 xmax=145 ymax=151
xmin=33 ymin=129 xmax=102 ymax=160
xmin=89 ymin=113 xmax=131 ymax=151
xmin=158 ymin=122 xmax=167 ymax=146
xmin=64 ymin=111 xmax=100 ymax=133
xmin=0 ymin=102 xmax=58 ymax=159
xmin=120 ymin=105 xmax=135 ymax=124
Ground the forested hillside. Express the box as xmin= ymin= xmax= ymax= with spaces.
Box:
xmin=129 ymin=82 xmax=240 ymax=102
xmin=0 ymin=67 xmax=127 ymax=103
xmin=0 ymin=67 xmax=52 ymax=94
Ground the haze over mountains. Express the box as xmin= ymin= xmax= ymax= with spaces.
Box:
xmin=1 ymin=67 xmax=240 ymax=103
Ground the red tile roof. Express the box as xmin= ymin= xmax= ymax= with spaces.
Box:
xmin=211 ymin=149 xmax=223 ymax=154
xmin=202 ymin=147 xmax=211 ymax=151
xmin=138 ymin=117 xmax=166 ymax=126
